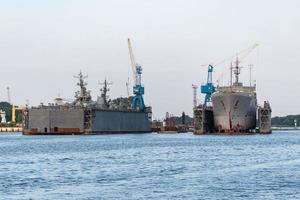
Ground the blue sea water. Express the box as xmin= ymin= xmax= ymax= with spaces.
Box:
xmin=0 ymin=131 xmax=299 ymax=200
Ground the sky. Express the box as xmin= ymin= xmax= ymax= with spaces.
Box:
xmin=0 ymin=0 xmax=300 ymax=119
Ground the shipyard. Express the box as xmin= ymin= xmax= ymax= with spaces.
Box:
xmin=2 ymin=1 xmax=300 ymax=199
xmin=19 ymin=42 xmax=272 ymax=135
xmin=0 ymin=43 xmax=276 ymax=135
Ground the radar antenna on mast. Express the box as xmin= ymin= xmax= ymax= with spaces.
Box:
xmin=73 ymin=70 xmax=92 ymax=106
xmin=99 ymin=79 xmax=113 ymax=107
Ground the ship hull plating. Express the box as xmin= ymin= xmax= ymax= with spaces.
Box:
xmin=212 ymin=92 xmax=257 ymax=133
xmin=91 ymin=110 xmax=151 ymax=133
xmin=23 ymin=107 xmax=151 ymax=135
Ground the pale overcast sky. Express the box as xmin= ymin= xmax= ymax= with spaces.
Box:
xmin=0 ymin=0 xmax=299 ymax=118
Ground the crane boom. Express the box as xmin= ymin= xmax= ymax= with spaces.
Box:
xmin=214 ymin=43 xmax=259 ymax=84
xmin=127 ymin=38 xmax=137 ymax=84
xmin=214 ymin=43 xmax=259 ymax=67
xmin=238 ymin=43 xmax=259 ymax=61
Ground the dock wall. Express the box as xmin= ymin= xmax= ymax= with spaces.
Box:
xmin=193 ymin=106 xmax=215 ymax=134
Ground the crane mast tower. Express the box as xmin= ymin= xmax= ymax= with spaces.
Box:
xmin=201 ymin=65 xmax=216 ymax=107
xmin=127 ymin=38 xmax=145 ymax=111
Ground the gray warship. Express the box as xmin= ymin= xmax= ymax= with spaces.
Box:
xmin=23 ymin=72 xmax=152 ymax=135
xmin=211 ymin=58 xmax=257 ymax=133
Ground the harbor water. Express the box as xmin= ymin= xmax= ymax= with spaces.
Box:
xmin=0 ymin=132 xmax=299 ymax=199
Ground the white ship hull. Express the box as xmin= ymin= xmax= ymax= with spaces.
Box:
xmin=212 ymin=91 xmax=257 ymax=132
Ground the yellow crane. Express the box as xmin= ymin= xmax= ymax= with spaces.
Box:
xmin=12 ymin=105 xmax=26 ymax=123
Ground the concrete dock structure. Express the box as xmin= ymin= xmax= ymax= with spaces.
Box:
xmin=193 ymin=106 xmax=214 ymax=134
xmin=258 ymin=101 xmax=272 ymax=134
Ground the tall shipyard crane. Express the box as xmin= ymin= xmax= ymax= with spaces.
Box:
xmin=201 ymin=65 xmax=216 ymax=107
xmin=127 ymin=38 xmax=145 ymax=111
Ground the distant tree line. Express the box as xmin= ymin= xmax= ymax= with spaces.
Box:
xmin=271 ymin=115 xmax=300 ymax=127
xmin=172 ymin=114 xmax=299 ymax=127
xmin=172 ymin=114 xmax=193 ymax=125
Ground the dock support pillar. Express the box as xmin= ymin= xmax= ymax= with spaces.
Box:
xmin=193 ymin=106 xmax=214 ymax=134
xmin=258 ymin=101 xmax=272 ymax=134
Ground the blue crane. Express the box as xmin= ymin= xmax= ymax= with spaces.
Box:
xmin=201 ymin=64 xmax=216 ymax=107
xmin=127 ymin=38 xmax=145 ymax=111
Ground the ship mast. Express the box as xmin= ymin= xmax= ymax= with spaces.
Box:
xmin=99 ymin=79 xmax=112 ymax=108
xmin=73 ymin=71 xmax=92 ymax=106
xmin=249 ymin=64 xmax=253 ymax=87
xmin=233 ymin=56 xmax=241 ymax=85
xmin=230 ymin=62 xmax=233 ymax=87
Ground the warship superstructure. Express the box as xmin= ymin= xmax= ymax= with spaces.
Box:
xmin=211 ymin=58 xmax=257 ymax=132
xmin=23 ymin=72 xmax=152 ymax=135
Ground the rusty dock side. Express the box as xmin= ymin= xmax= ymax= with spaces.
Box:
xmin=193 ymin=105 xmax=215 ymax=135
xmin=258 ymin=101 xmax=272 ymax=134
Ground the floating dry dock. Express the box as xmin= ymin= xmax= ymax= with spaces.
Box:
xmin=194 ymin=54 xmax=272 ymax=135
xmin=194 ymin=101 xmax=272 ymax=135
xmin=23 ymin=72 xmax=152 ymax=135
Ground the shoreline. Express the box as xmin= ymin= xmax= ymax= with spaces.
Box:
xmin=0 ymin=127 xmax=23 ymax=132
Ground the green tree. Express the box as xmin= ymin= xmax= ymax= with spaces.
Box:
xmin=272 ymin=115 xmax=300 ymax=126
xmin=111 ymin=96 xmax=134 ymax=109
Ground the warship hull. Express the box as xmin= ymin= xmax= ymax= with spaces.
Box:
xmin=23 ymin=107 xmax=152 ymax=135
xmin=212 ymin=92 xmax=257 ymax=133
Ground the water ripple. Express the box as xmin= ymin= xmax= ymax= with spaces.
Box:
xmin=0 ymin=132 xmax=299 ymax=199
